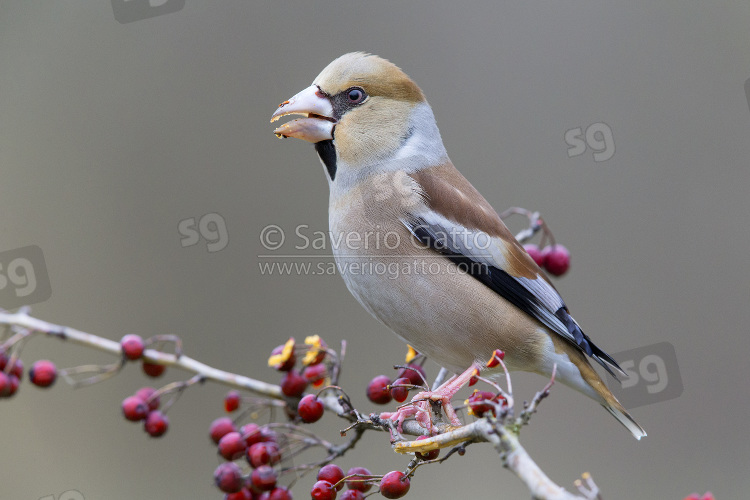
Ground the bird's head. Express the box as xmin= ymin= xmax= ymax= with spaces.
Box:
xmin=271 ymin=52 xmax=446 ymax=182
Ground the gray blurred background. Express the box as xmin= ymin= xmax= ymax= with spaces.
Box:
xmin=2 ymin=1 xmax=749 ymax=498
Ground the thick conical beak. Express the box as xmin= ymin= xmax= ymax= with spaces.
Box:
xmin=270 ymin=85 xmax=336 ymax=143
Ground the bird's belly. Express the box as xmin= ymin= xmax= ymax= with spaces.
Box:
xmin=330 ymin=215 xmax=546 ymax=373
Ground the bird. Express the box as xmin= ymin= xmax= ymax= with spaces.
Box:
xmin=270 ymin=52 xmax=646 ymax=440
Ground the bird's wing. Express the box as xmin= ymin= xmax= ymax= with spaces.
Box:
xmin=405 ymin=164 xmax=623 ymax=377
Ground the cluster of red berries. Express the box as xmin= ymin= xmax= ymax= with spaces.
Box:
xmin=207 ymin=337 xmax=342 ymax=497
xmin=116 ymin=335 xmax=177 ymax=437
xmin=366 ymin=364 xmax=425 ymax=405
xmin=211 ymin=340 xmax=421 ymax=498
xmin=271 ymin=341 xmax=326 ymax=396
xmin=210 ymin=417 xmax=292 ymax=499
xmin=120 ymin=334 xmax=167 ymax=377
xmin=0 ymin=350 xmax=57 ymax=398
xmin=267 ymin=337 xmax=328 ymax=423
xmin=523 ymin=244 xmax=570 ymax=276
xmin=121 ymin=386 xmax=169 ymax=437
xmin=683 ymin=493 xmax=715 ymax=500
xmin=311 ymin=464 xmax=410 ymax=499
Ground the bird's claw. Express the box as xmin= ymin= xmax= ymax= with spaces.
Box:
xmin=381 ymin=391 xmax=462 ymax=434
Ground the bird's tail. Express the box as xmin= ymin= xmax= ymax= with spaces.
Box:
xmin=603 ymin=400 xmax=647 ymax=440
xmin=546 ymin=334 xmax=647 ymax=440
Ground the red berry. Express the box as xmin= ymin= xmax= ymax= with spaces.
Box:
xmin=225 ymin=390 xmax=241 ymax=412
xmin=29 ymin=360 xmax=57 ymax=388
xmin=543 ymin=244 xmax=570 ymax=276
xmin=390 ymin=377 xmax=411 ymax=403
xmin=135 ymin=387 xmax=160 ymax=411
xmin=524 ymin=244 xmax=545 ymax=267
xmin=311 ymin=480 xmax=336 ymax=500
xmin=415 ymin=435 xmax=439 ymax=461
xmin=379 ymin=471 xmax=410 ymax=499
xmin=466 ymin=390 xmax=505 ymax=418
xmin=0 ymin=352 xmax=19 ymax=371
xmin=298 ymin=394 xmax=324 ymax=423
xmin=281 ymin=370 xmax=308 ymax=397
xmin=218 ymin=431 xmax=248 ymax=461
xmin=398 ymin=364 xmax=426 ymax=387
xmin=340 ymin=491 xmax=364 ymax=500
xmin=9 ymin=358 xmax=23 ymax=379
xmin=345 ymin=467 xmax=372 ymax=492
xmin=144 ymin=410 xmax=169 ymax=437
xmin=302 ymin=363 xmax=327 ymax=386
xmin=270 ymin=342 xmax=296 ymax=372
xmin=247 ymin=442 xmax=281 ymax=468
xmin=366 ymin=375 xmax=393 ymax=405
xmin=251 ymin=465 xmax=278 ymax=491
xmin=120 ymin=334 xmax=145 ymax=361
xmin=122 ymin=395 xmax=148 ymax=421
xmin=486 ymin=349 xmax=505 ymax=368
xmin=0 ymin=371 xmax=10 ymax=397
xmin=702 ymin=493 xmax=715 ymax=500
xmin=267 ymin=487 xmax=293 ymax=500
xmin=142 ymin=360 xmax=166 ymax=377
xmin=304 ymin=336 xmax=328 ymax=366
xmin=683 ymin=495 xmax=702 ymax=500
xmin=240 ymin=423 xmax=262 ymax=447
xmin=214 ymin=462 xmax=244 ymax=494
xmin=539 ymin=244 xmax=552 ymax=261
xmin=258 ymin=427 xmax=278 ymax=443
xmin=6 ymin=374 xmax=19 ymax=397
xmin=318 ymin=464 xmax=345 ymax=491
xmin=225 ymin=489 xmax=253 ymax=500
xmin=0 ymin=372 xmax=19 ymax=398
xmin=210 ymin=417 xmax=237 ymax=444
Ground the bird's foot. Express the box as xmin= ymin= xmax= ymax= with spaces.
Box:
xmin=380 ymin=400 xmax=430 ymax=434
xmin=380 ymin=363 xmax=481 ymax=433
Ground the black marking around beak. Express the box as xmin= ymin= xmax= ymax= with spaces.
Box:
xmin=314 ymin=140 xmax=337 ymax=181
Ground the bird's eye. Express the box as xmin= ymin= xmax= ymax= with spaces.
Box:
xmin=347 ymin=87 xmax=366 ymax=104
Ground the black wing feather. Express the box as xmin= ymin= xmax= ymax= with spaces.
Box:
xmin=409 ymin=217 xmax=622 ymax=378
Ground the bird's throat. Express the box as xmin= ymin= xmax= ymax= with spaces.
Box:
xmin=314 ymin=140 xmax=337 ymax=181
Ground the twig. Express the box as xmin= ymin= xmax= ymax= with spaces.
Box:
xmin=574 ymin=472 xmax=602 ymax=500
xmin=432 ymin=366 xmax=449 ymax=390
xmin=0 ymin=309 xmax=282 ymax=398
xmin=516 ymin=364 xmax=556 ymax=429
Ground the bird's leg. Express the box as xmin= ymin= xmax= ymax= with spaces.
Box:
xmin=381 ymin=363 xmax=480 ymax=432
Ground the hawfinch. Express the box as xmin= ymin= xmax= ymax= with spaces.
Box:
xmin=271 ymin=52 xmax=646 ymax=440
